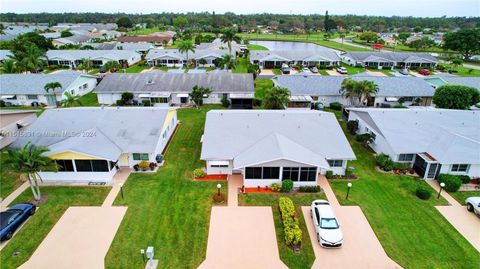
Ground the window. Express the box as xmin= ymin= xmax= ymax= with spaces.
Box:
xmin=282 ymin=167 xmax=299 ymax=181
xmin=27 ymin=95 xmax=38 ymax=100
xmin=55 ymin=160 xmax=74 ymax=172
xmin=82 ymin=83 xmax=88 ymax=89
xmin=451 ymin=164 xmax=469 ymax=172
xmin=245 ymin=167 xmax=262 ymax=179
xmin=133 ymin=153 xmax=149 ymax=161
xmin=398 ymin=154 xmax=415 ymax=162
xmin=74 ymin=160 xmax=109 ymax=172
xmin=327 ymin=160 xmax=343 ymax=167
xmin=283 ymin=167 xmax=316 ymax=181
xmin=75 ymin=160 xmax=93 ymax=172
xmin=91 ymin=160 xmax=109 ymax=172
xmin=262 ymin=167 xmax=280 ymax=179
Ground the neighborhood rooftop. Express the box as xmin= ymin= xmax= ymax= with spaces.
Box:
xmin=146 ymin=48 xmax=231 ymax=61
xmin=425 ymin=75 xmax=480 ymax=89
xmin=46 ymin=49 xmax=140 ymax=61
xmin=13 ymin=107 xmax=173 ymax=160
xmin=273 ymin=75 xmax=436 ymax=97
xmin=347 ymin=108 xmax=480 ymax=164
xmin=95 ymin=72 xmax=254 ymax=93
xmin=250 ymin=50 xmax=340 ymax=62
xmin=201 ymin=110 xmax=356 ymax=165
xmin=342 ymin=52 xmax=439 ymax=63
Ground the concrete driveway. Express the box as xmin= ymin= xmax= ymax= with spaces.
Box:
xmin=199 ymin=206 xmax=287 ymax=269
xmin=304 ymin=177 xmax=402 ymax=269
xmin=19 ymin=206 xmax=127 ymax=269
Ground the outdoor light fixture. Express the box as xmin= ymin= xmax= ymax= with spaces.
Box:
xmin=140 ymin=249 xmax=146 ymax=263
xmin=119 ymin=183 xmax=124 ymax=199
xmin=438 ymin=182 xmax=446 ymax=199
xmin=217 ymin=184 xmax=221 ymax=197
xmin=346 ymin=182 xmax=353 ymax=200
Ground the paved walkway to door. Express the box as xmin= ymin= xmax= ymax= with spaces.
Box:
xmin=427 ymin=180 xmax=480 ymax=252
xmin=303 ymin=177 xmax=401 ymax=269
xmin=19 ymin=206 xmax=127 ymax=269
xmin=102 ymin=168 xmax=131 ymax=207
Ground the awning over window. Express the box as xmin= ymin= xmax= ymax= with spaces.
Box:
xmin=1 ymin=95 xmax=14 ymax=99
xmin=138 ymin=94 xmax=151 ymax=98
xmin=290 ymin=95 xmax=313 ymax=102
xmin=177 ymin=93 xmax=189 ymax=98
xmin=210 ymin=160 xmax=229 ymax=166
xmin=385 ymin=97 xmax=398 ymax=102
xmin=151 ymin=92 xmax=171 ymax=98
xmin=230 ymin=93 xmax=255 ymax=99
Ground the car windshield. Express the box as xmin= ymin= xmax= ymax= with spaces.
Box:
xmin=0 ymin=211 xmax=20 ymax=229
xmin=320 ymin=218 xmax=339 ymax=229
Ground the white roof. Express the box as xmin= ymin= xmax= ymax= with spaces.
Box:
xmin=348 ymin=108 xmax=480 ymax=164
xmin=201 ymin=110 xmax=356 ymax=167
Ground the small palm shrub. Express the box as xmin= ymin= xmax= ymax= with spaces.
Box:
xmin=193 ymin=168 xmax=205 ymax=178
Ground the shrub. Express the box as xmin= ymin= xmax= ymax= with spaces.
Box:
xmin=438 ymin=174 xmax=462 ymax=192
xmin=383 ymin=159 xmax=395 ymax=171
xmin=149 ymin=162 xmax=156 ymax=171
xmin=356 ymin=133 xmax=373 ymax=144
xmin=143 ymin=100 xmax=151 ymax=106
xmin=375 ymin=153 xmax=390 ymax=168
xmin=279 ymin=197 xmax=302 ymax=246
xmin=325 ymin=170 xmax=334 ymax=179
xmin=345 ymin=167 xmax=354 ymax=178
xmin=220 ymin=95 xmax=230 ymax=108
xmin=138 ymin=161 xmax=150 ymax=171
xmin=346 ymin=120 xmax=359 ymax=135
xmin=193 ymin=168 xmax=205 ymax=178
xmin=458 ymin=175 xmax=471 ymax=184
xmin=329 ymin=102 xmax=342 ymax=111
xmin=393 ymin=162 xmax=411 ymax=170
xmin=116 ymin=99 xmax=125 ymax=106
xmin=270 ymin=183 xmax=281 ymax=192
xmin=299 ymin=185 xmax=321 ymax=193
xmin=416 ymin=186 xmax=432 ymax=200
xmin=281 ymin=179 xmax=293 ymax=192
xmin=0 ymin=100 xmax=5 ymax=107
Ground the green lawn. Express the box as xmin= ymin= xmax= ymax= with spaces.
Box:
xmin=77 ymin=92 xmax=100 ymax=106
xmin=233 ymin=56 xmax=249 ymax=73
xmin=0 ymin=186 xmax=111 ymax=269
xmin=254 ymin=78 xmax=274 ymax=100
xmin=124 ymin=61 xmax=152 ymax=73
xmin=247 ymin=44 xmax=269 ymax=50
xmin=319 ymin=70 xmax=329 ymax=76
xmin=239 ymin=192 xmax=326 ymax=269
xmin=340 ymin=63 xmax=365 ymax=75
xmin=350 ymin=38 xmax=447 ymax=53
xmin=326 ymin=109 xmax=479 ymax=269
xmin=0 ymin=152 xmax=24 ymax=199
xmin=449 ymin=191 xmax=480 ymax=205
xmin=127 ymin=27 xmax=165 ymax=35
xmin=106 ymin=105 xmax=228 ymax=269
xmin=441 ymin=65 xmax=480 ymax=77
xmin=88 ymin=68 xmax=99 ymax=74
xmin=272 ymin=68 xmax=282 ymax=75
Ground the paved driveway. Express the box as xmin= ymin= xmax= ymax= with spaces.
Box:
xmin=19 ymin=206 xmax=127 ymax=269
xmin=305 ymin=177 xmax=402 ymax=269
xmin=198 ymin=206 xmax=287 ymax=269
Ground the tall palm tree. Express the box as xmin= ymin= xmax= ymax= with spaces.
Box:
xmin=44 ymin=81 xmax=63 ymax=107
xmin=177 ymin=39 xmax=195 ymax=64
xmin=20 ymin=44 xmax=45 ymax=73
xmin=220 ymin=54 xmax=236 ymax=70
xmin=78 ymin=58 xmax=93 ymax=73
xmin=356 ymin=80 xmax=379 ymax=105
xmin=5 ymin=143 xmax=57 ymax=201
xmin=0 ymin=59 xmax=17 ymax=73
xmin=220 ymin=28 xmax=241 ymax=55
xmin=339 ymin=78 xmax=360 ymax=105
xmin=104 ymin=60 xmax=121 ymax=72
xmin=61 ymin=91 xmax=83 ymax=107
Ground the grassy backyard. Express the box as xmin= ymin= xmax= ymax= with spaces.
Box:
xmin=239 ymin=192 xmax=326 ymax=269
xmin=0 ymin=186 xmax=111 ymax=269
xmin=326 ymin=109 xmax=479 ymax=269
xmin=247 ymin=44 xmax=269 ymax=50
xmin=105 ymin=105 xmax=227 ymax=269
xmin=233 ymin=56 xmax=249 ymax=73
xmin=254 ymin=78 xmax=274 ymax=100
xmin=125 ymin=62 xmax=152 ymax=73
xmin=77 ymin=92 xmax=100 ymax=106
xmin=449 ymin=191 xmax=480 ymax=205
xmin=0 ymin=152 xmax=24 ymax=199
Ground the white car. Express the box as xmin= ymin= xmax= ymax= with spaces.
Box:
xmin=337 ymin=67 xmax=348 ymax=74
xmin=466 ymin=197 xmax=480 ymax=216
xmin=311 ymin=199 xmax=343 ymax=248
xmin=302 ymin=67 xmax=311 ymax=73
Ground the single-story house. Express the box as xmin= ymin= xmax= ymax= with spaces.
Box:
xmin=0 ymin=71 xmax=98 ymax=106
xmin=146 ymin=49 xmax=231 ymax=67
xmin=196 ymin=38 xmax=243 ymax=52
xmin=12 ymin=107 xmax=178 ymax=184
xmin=95 ymin=72 xmax=255 ymax=108
xmin=115 ymin=42 xmax=155 ymax=53
xmin=0 ymin=110 xmax=38 ymax=149
xmin=347 ymin=108 xmax=480 ymax=179
xmin=250 ymin=50 xmax=340 ymax=68
xmin=0 ymin=50 xmax=13 ymax=63
xmin=117 ymin=35 xmax=173 ymax=46
xmin=424 ymin=75 xmax=480 ymax=90
xmin=341 ymin=52 xmax=439 ymax=69
xmin=273 ymin=75 xmax=436 ymax=108
xmin=52 ymin=34 xmax=93 ymax=47
xmin=46 ymin=50 xmax=142 ymax=68
xmin=0 ymin=25 xmax=48 ymax=41
xmin=201 ymin=110 xmax=356 ymax=187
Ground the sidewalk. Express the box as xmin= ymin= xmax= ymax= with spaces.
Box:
xmin=102 ymin=168 xmax=131 ymax=207
xmin=0 ymin=181 xmax=29 ymax=210
xmin=227 ymin=174 xmax=243 ymax=207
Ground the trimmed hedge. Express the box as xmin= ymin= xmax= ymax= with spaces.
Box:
xmin=438 ymin=174 xmax=462 ymax=192
xmin=298 ymin=185 xmax=321 ymax=193
xmin=325 ymin=170 xmax=334 ymax=179
xmin=329 ymin=102 xmax=342 ymax=111
xmin=459 ymin=175 xmax=471 ymax=184
xmin=416 ymin=186 xmax=432 ymax=200
xmin=279 ymin=197 xmax=302 ymax=246
xmin=281 ymin=179 xmax=294 ymax=192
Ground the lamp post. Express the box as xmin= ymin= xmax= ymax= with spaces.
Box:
xmin=140 ymin=249 xmax=146 ymax=263
xmin=217 ymin=184 xmax=221 ymax=198
xmin=438 ymin=182 xmax=445 ymax=199
xmin=119 ymin=183 xmax=124 ymax=199
xmin=345 ymin=182 xmax=352 ymax=200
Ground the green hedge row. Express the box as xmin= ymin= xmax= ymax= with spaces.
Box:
xmin=438 ymin=174 xmax=469 ymax=192
xmin=279 ymin=197 xmax=302 ymax=246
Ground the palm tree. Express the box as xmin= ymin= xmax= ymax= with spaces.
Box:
xmin=104 ymin=60 xmax=121 ymax=72
xmin=220 ymin=28 xmax=241 ymax=55
xmin=247 ymin=63 xmax=261 ymax=79
xmin=44 ymin=82 xmax=63 ymax=107
xmin=0 ymin=59 xmax=17 ymax=73
xmin=78 ymin=58 xmax=93 ymax=73
xmin=177 ymin=39 xmax=195 ymax=64
xmin=220 ymin=54 xmax=236 ymax=70
xmin=263 ymin=87 xmax=291 ymax=109
xmin=20 ymin=44 xmax=45 ymax=73
xmin=5 ymin=143 xmax=57 ymax=201
xmin=61 ymin=91 xmax=83 ymax=107
xmin=356 ymin=80 xmax=379 ymax=105
xmin=339 ymin=78 xmax=360 ymax=105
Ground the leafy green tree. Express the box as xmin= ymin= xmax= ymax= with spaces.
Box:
xmin=413 ymin=26 xmax=422 ymax=33
xmin=44 ymin=81 xmax=62 ymax=106
xmin=220 ymin=54 xmax=236 ymax=70
xmin=78 ymin=58 xmax=93 ymax=72
xmin=5 ymin=143 xmax=57 ymax=201
xmin=220 ymin=28 xmax=241 ymax=55
xmin=121 ymin=92 xmax=134 ymax=105
xmin=189 ymin=85 xmax=212 ymax=108
xmin=0 ymin=59 xmax=17 ymax=73
xmin=359 ymin=32 xmax=378 ymax=43
xmin=433 ymin=85 xmax=478 ymax=109
xmin=408 ymin=37 xmax=434 ymax=51
xmin=443 ymin=29 xmax=480 ymax=60
xmin=177 ymin=39 xmax=195 ymax=63
xmin=450 ymin=58 xmax=463 ymax=70
xmin=397 ymin=32 xmax=411 ymax=42
xmin=117 ymin=17 xmax=133 ymax=28
xmin=263 ymin=87 xmax=290 ymax=109
xmin=60 ymin=30 xmax=73 ymax=38
xmin=61 ymin=91 xmax=83 ymax=107
xmin=104 ymin=60 xmax=121 ymax=72
xmin=247 ymin=63 xmax=260 ymax=79
xmin=173 ymin=16 xmax=188 ymax=31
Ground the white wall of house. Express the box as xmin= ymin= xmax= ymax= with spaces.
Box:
xmin=206 ymin=160 xmax=233 ymax=175
xmin=153 ymin=111 xmax=178 ymax=158
xmin=439 ymin=164 xmax=480 ymax=178
xmin=38 ymin=167 xmax=118 ymax=185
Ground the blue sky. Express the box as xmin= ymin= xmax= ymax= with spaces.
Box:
xmin=1 ymin=0 xmax=479 ymax=17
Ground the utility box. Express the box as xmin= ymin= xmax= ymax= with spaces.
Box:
xmin=146 ymin=246 xmax=154 ymax=261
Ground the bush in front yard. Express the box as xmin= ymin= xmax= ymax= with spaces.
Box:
xmin=329 ymin=102 xmax=342 ymax=111
xmin=270 ymin=183 xmax=281 ymax=192
xmin=346 ymin=120 xmax=359 ymax=135
xmin=281 ymin=179 xmax=294 ymax=192
xmin=299 ymin=185 xmax=321 ymax=193
xmin=375 ymin=153 xmax=390 ymax=168
xmin=279 ymin=197 xmax=302 ymax=246
xmin=458 ymin=175 xmax=471 ymax=184
xmin=138 ymin=161 xmax=150 ymax=171
xmin=193 ymin=168 xmax=205 ymax=178
xmin=438 ymin=174 xmax=462 ymax=192
xmin=325 ymin=170 xmax=334 ymax=179
xmin=416 ymin=186 xmax=432 ymax=200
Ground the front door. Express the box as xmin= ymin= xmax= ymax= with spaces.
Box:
xmin=180 ymin=97 xmax=188 ymax=104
